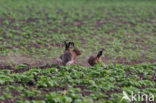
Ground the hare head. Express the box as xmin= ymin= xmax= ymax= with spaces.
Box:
xmin=70 ymin=42 xmax=81 ymax=56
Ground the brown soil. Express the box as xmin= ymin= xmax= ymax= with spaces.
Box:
xmin=0 ymin=55 xmax=155 ymax=73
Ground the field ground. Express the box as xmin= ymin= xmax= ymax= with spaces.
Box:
xmin=0 ymin=0 xmax=156 ymax=102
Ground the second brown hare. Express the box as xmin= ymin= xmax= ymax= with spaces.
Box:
xmin=88 ymin=49 xmax=106 ymax=66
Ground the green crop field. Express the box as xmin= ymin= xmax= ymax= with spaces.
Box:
xmin=0 ymin=0 xmax=156 ymax=103
xmin=0 ymin=64 xmax=155 ymax=103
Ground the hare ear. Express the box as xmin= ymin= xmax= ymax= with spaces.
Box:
xmin=97 ymin=50 xmax=103 ymax=58
xmin=64 ymin=41 xmax=67 ymax=46
xmin=67 ymin=42 xmax=71 ymax=48
xmin=70 ymin=42 xmax=74 ymax=47
xmin=64 ymin=41 xmax=68 ymax=49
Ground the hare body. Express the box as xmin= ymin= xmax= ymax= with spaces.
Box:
xmin=57 ymin=41 xmax=72 ymax=66
xmin=88 ymin=49 xmax=105 ymax=66
xmin=88 ymin=56 xmax=102 ymax=66
xmin=59 ymin=51 xmax=73 ymax=66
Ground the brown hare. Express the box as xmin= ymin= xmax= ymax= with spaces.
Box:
xmin=57 ymin=41 xmax=81 ymax=66
xmin=88 ymin=49 xmax=105 ymax=66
